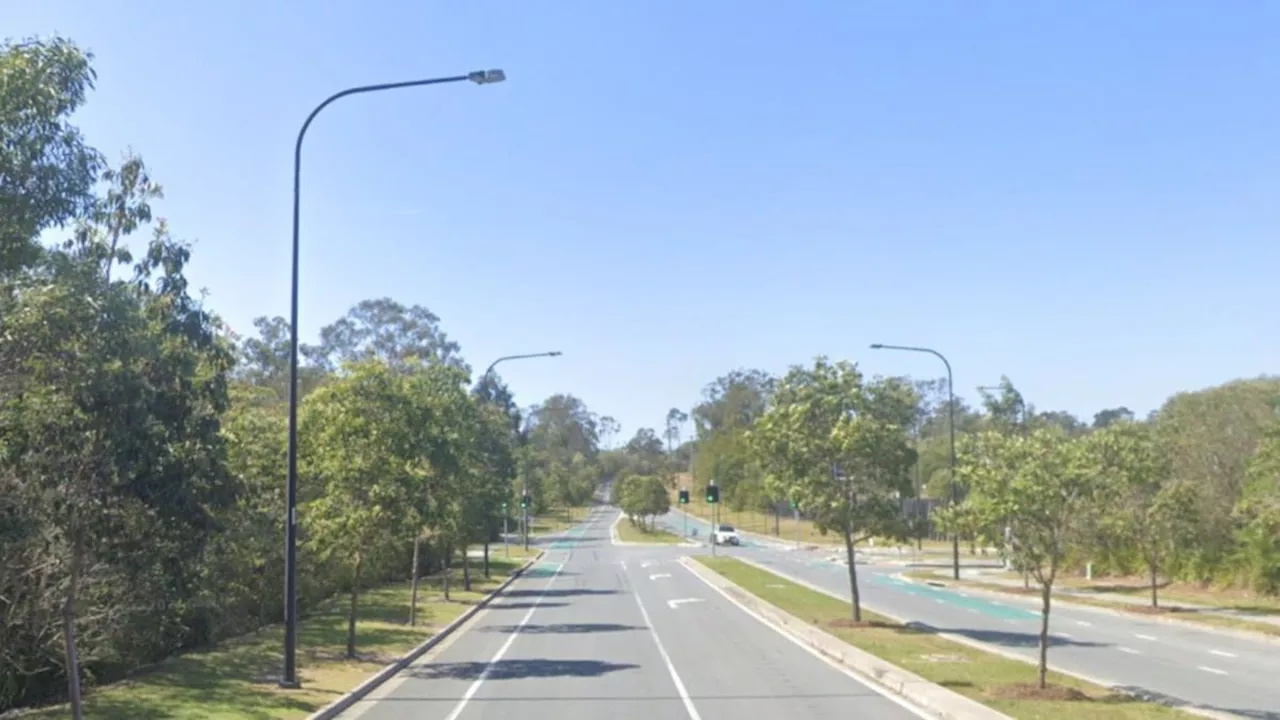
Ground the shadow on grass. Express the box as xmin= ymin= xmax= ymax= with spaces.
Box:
xmin=411 ymin=658 xmax=638 ymax=681
xmin=479 ymin=623 xmax=644 ymax=635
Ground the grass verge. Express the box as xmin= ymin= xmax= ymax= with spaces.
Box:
xmin=905 ymin=570 xmax=1280 ymax=639
xmin=17 ymin=552 xmax=538 ymax=720
xmin=614 ymin=520 xmax=684 ymax=544
xmin=528 ymin=506 xmax=590 ymax=536
xmin=696 ymin=556 xmax=1189 ymax=719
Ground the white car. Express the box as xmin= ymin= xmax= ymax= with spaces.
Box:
xmin=712 ymin=524 xmax=740 ymax=546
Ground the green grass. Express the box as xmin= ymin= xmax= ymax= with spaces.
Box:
xmin=614 ymin=520 xmax=684 ymax=544
xmin=527 ymin=506 xmax=590 ymax=535
xmin=696 ymin=557 xmax=1191 ymax=720
xmin=17 ymin=554 xmax=537 ymax=720
xmin=905 ymin=569 xmax=1280 ymax=639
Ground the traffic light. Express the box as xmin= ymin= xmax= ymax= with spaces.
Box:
xmin=520 ymin=493 xmax=531 ymax=509
xmin=789 ymin=498 xmax=798 ymax=510
xmin=678 ymin=489 xmax=690 ymax=505
xmin=705 ymin=484 xmax=719 ymax=504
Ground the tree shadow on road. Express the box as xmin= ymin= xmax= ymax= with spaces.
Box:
xmin=484 ymin=601 xmax=571 ymax=611
xmin=411 ymin=659 xmax=638 ymax=681
xmin=908 ymin=623 xmax=1107 ymax=649
xmin=1111 ymin=685 xmax=1280 ymax=720
xmin=500 ymin=589 xmax=620 ymax=599
xmin=479 ymin=623 xmax=643 ymax=635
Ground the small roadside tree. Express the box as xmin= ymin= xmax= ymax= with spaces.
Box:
xmin=750 ymin=358 xmax=917 ymax=621
xmin=947 ymin=429 xmax=1106 ymax=689
xmin=1088 ymin=421 xmax=1198 ymax=608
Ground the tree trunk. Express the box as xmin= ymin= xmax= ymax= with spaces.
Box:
xmin=62 ymin=535 xmax=85 ymax=720
xmin=1149 ymin=549 xmax=1159 ymax=609
xmin=842 ymin=528 xmax=862 ymax=622
xmin=1037 ymin=581 xmax=1051 ymax=689
xmin=347 ymin=551 xmax=363 ymax=659
xmin=483 ymin=541 xmax=491 ymax=579
xmin=443 ymin=542 xmax=452 ymax=601
xmin=462 ymin=544 xmax=471 ymax=593
xmin=409 ymin=536 xmax=421 ymax=627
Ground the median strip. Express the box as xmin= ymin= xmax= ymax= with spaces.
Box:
xmin=690 ymin=556 xmax=1194 ymax=720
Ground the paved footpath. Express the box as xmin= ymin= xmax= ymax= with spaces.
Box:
xmin=336 ymin=506 xmax=928 ymax=720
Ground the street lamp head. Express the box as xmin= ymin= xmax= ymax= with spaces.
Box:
xmin=547 ymin=351 xmax=563 ymax=357
xmin=869 ymin=343 xmax=884 ymax=349
xmin=468 ymin=69 xmax=506 ymax=84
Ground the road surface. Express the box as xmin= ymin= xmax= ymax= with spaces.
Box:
xmin=337 ymin=506 xmax=927 ymax=720
xmin=656 ymin=509 xmax=1280 ymax=719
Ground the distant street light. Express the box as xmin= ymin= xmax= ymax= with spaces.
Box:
xmin=482 ymin=352 xmax=563 ymax=551
xmin=870 ymin=343 xmax=960 ymax=581
xmin=281 ymin=68 xmax=506 ymax=689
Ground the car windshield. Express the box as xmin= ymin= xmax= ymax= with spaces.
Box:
xmin=719 ymin=525 xmax=735 ymax=532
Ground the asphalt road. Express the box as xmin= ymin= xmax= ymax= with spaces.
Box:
xmin=656 ymin=509 xmax=1280 ymax=720
xmin=337 ymin=506 xmax=927 ymax=720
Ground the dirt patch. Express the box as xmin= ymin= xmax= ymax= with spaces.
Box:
xmin=827 ymin=618 xmax=893 ymax=629
xmin=1127 ymin=605 xmax=1192 ymax=615
xmin=989 ymin=683 xmax=1090 ymax=701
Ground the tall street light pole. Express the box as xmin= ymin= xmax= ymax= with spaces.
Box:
xmin=869 ymin=343 xmax=960 ymax=581
xmin=482 ymin=352 xmax=563 ymax=552
xmin=281 ymin=69 xmax=505 ymax=689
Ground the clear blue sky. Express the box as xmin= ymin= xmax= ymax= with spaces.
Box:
xmin=13 ymin=1 xmax=1280 ymax=440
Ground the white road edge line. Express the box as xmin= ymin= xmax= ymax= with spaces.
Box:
xmin=1118 ymin=646 xmax=1140 ymax=654
xmin=1134 ymin=633 xmax=1157 ymax=641
xmin=634 ymin=591 xmax=703 ymax=720
xmin=441 ymin=561 xmax=566 ymax=720
xmin=1197 ymin=665 xmax=1228 ymax=676
xmin=1209 ymin=649 xmax=1236 ymax=658
xmin=679 ymin=560 xmax=933 ymax=719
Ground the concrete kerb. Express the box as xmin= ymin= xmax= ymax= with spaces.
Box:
xmin=682 ymin=557 xmax=1010 ymax=720
xmin=900 ymin=572 xmax=1280 ymax=649
xmin=305 ymin=550 xmax=546 ymax=720
xmin=736 ymin=557 xmax=1241 ymax=720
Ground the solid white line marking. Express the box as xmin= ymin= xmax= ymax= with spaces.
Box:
xmin=620 ymin=560 xmax=627 ymax=570
xmin=680 ymin=561 xmax=932 ymax=718
xmin=1118 ymin=646 xmax=1140 ymax=654
xmin=668 ymin=598 xmax=706 ymax=609
xmin=1056 ymin=632 xmax=1074 ymax=639
xmin=1209 ymin=650 xmax=1237 ymax=658
xmin=1198 ymin=665 xmax=1228 ymax=675
xmin=641 ymin=560 xmax=656 ymax=568
xmin=634 ymin=592 xmax=702 ymax=719
xmin=441 ymin=562 xmax=565 ymax=720
xmin=1076 ymin=620 xmax=1093 ymax=627
xmin=650 ymin=573 xmax=671 ymax=580
xmin=1134 ymin=633 xmax=1157 ymax=641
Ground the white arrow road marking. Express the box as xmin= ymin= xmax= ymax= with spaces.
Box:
xmin=668 ymin=598 xmax=706 ymax=609
xmin=650 ymin=573 xmax=671 ymax=580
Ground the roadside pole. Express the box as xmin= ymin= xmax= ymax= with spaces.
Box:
xmin=503 ymin=502 xmax=509 ymax=557
xmin=794 ymin=507 xmax=800 ymax=549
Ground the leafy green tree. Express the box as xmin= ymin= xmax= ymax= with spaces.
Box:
xmin=1 ymin=37 xmax=102 ymax=275
xmin=751 ymin=359 xmax=917 ymax=621
xmin=303 ymin=298 xmax=466 ymax=373
xmin=1093 ymin=407 xmax=1135 ymax=429
xmin=1235 ymin=426 xmax=1280 ymax=593
xmin=947 ymin=429 xmax=1105 ymax=688
xmin=0 ymin=227 xmax=232 ymax=716
xmin=1089 ymin=421 xmax=1198 ymax=607
xmin=299 ymin=361 xmax=421 ymax=659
